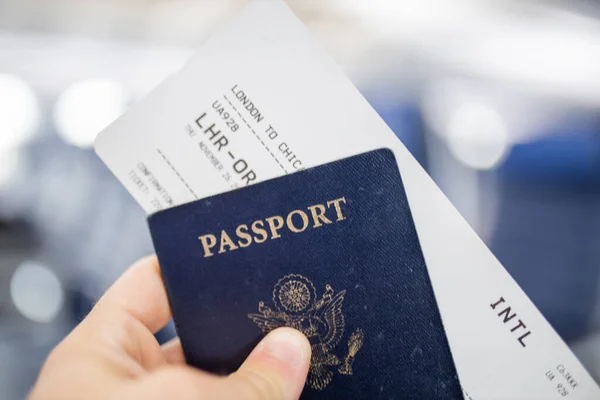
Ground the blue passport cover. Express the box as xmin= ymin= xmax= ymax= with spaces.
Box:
xmin=148 ymin=149 xmax=463 ymax=399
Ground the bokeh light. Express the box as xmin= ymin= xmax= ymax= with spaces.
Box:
xmin=446 ymin=103 xmax=510 ymax=170
xmin=10 ymin=261 xmax=64 ymax=324
xmin=0 ymin=74 xmax=40 ymax=151
xmin=53 ymin=79 xmax=128 ymax=148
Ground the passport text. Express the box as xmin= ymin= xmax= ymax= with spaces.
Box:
xmin=198 ymin=197 xmax=347 ymax=257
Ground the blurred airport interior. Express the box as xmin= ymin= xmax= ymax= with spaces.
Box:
xmin=1 ymin=0 xmax=600 ymax=397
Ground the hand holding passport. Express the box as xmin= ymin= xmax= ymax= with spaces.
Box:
xmin=29 ymin=256 xmax=313 ymax=400
xmin=149 ymin=149 xmax=463 ymax=399
xmin=33 ymin=150 xmax=465 ymax=400
xmin=92 ymin=0 xmax=600 ymax=398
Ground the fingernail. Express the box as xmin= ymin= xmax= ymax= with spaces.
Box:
xmin=259 ymin=329 xmax=306 ymax=368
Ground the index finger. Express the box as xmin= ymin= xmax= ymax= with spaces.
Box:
xmin=91 ymin=255 xmax=171 ymax=334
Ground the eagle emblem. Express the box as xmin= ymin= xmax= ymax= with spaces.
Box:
xmin=248 ymin=274 xmax=364 ymax=390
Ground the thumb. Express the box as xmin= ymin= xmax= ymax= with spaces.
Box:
xmin=228 ymin=327 xmax=311 ymax=400
xmin=128 ymin=328 xmax=311 ymax=400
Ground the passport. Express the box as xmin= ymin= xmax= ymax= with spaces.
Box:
xmin=148 ymin=148 xmax=463 ymax=399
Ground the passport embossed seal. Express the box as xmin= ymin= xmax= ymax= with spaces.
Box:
xmin=248 ymin=274 xmax=364 ymax=390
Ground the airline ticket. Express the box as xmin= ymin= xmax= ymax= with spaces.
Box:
xmin=95 ymin=1 xmax=600 ymax=398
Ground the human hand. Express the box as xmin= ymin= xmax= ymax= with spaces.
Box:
xmin=29 ymin=256 xmax=311 ymax=400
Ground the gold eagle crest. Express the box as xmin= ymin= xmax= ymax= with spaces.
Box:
xmin=248 ymin=274 xmax=364 ymax=390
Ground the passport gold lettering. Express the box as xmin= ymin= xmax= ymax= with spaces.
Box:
xmin=236 ymin=224 xmax=252 ymax=248
xmin=198 ymin=234 xmax=217 ymax=257
xmin=218 ymin=230 xmax=239 ymax=254
xmin=251 ymin=220 xmax=268 ymax=244
xmin=308 ymin=204 xmax=332 ymax=227
xmin=287 ymin=210 xmax=309 ymax=233
xmin=198 ymin=197 xmax=347 ymax=257
xmin=327 ymin=198 xmax=347 ymax=221
xmin=266 ymin=216 xmax=285 ymax=239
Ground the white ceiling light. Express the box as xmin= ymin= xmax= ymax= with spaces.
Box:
xmin=336 ymin=0 xmax=476 ymax=37
xmin=457 ymin=26 xmax=600 ymax=103
xmin=10 ymin=261 xmax=64 ymax=323
xmin=446 ymin=102 xmax=510 ymax=170
xmin=422 ymin=79 xmax=561 ymax=146
xmin=54 ymin=79 xmax=128 ymax=148
xmin=0 ymin=74 xmax=40 ymax=151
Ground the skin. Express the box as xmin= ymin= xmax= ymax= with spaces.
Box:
xmin=29 ymin=255 xmax=311 ymax=400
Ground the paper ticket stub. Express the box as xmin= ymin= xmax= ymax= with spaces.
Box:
xmin=95 ymin=1 xmax=600 ymax=398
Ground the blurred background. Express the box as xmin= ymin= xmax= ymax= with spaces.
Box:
xmin=1 ymin=0 xmax=600 ymax=397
